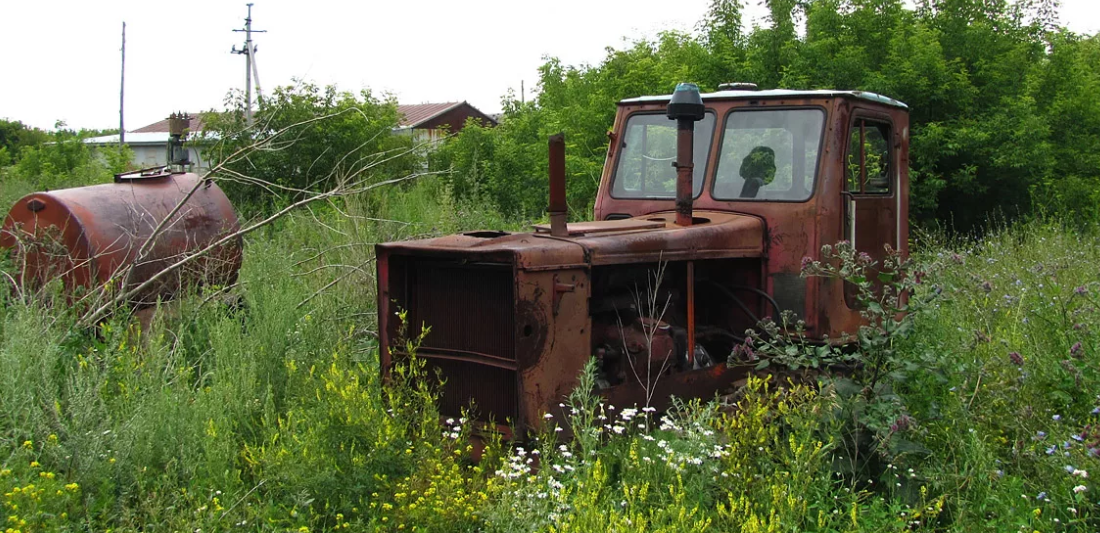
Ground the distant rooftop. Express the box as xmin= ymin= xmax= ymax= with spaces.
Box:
xmin=132 ymin=114 xmax=206 ymax=133
xmin=396 ymin=102 xmax=463 ymax=128
xmin=83 ymin=113 xmax=211 ymax=146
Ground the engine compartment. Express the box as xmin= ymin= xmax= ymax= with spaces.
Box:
xmin=590 ymin=259 xmax=764 ymax=389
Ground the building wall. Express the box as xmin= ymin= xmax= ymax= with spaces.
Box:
xmin=132 ymin=145 xmax=165 ymax=168
xmin=96 ymin=144 xmax=207 ymax=173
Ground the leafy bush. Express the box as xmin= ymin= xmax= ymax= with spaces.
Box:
xmin=435 ymin=0 xmax=1100 ymax=231
xmin=0 ymin=125 xmax=132 ymax=210
xmin=203 ymin=82 xmax=423 ymax=215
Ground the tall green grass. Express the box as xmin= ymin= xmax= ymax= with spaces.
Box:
xmin=3 ymin=165 xmax=1100 ymax=531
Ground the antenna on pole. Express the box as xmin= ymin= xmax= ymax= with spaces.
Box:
xmin=231 ymin=3 xmax=266 ymax=128
xmin=119 ymin=21 xmax=126 ymax=147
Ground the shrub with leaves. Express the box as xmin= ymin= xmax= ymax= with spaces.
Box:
xmin=731 ymin=241 xmax=942 ymax=479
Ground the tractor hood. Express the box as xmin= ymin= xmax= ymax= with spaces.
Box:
xmin=376 ymin=210 xmax=765 ymax=270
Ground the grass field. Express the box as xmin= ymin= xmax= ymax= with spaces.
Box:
xmin=3 ymin=166 xmax=1100 ymax=532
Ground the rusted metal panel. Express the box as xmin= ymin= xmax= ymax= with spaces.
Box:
xmin=385 ymin=211 xmax=764 ymax=269
xmin=1 ymin=171 xmax=241 ymax=304
xmin=533 ymin=218 xmax=663 ymax=235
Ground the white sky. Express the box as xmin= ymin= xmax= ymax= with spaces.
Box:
xmin=1 ymin=0 xmax=1097 ymax=132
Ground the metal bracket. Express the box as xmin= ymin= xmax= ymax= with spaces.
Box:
xmin=552 ymin=274 xmax=576 ymax=317
xmin=114 ymin=166 xmax=177 ymax=183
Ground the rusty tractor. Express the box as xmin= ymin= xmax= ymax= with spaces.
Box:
xmin=376 ymin=82 xmax=910 ymax=439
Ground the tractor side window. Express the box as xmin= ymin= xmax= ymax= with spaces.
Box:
xmin=610 ymin=112 xmax=715 ymax=199
xmin=845 ymin=120 xmax=891 ymax=194
xmin=712 ymin=108 xmax=825 ymax=201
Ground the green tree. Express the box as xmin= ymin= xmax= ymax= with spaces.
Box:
xmin=437 ymin=0 xmax=1100 ymax=230
xmin=204 ymin=82 xmax=422 ymax=212
xmin=0 ymin=119 xmax=48 ymax=166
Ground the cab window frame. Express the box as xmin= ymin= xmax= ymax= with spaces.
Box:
xmin=607 ymin=108 xmax=718 ymax=201
xmin=709 ymin=105 xmax=828 ymax=204
xmin=844 ymin=114 xmax=896 ymax=198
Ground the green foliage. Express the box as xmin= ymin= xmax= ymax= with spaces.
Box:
xmin=0 ymin=123 xmax=133 ymax=210
xmin=4 ymin=2 xmax=1100 ymax=530
xmin=0 ymin=119 xmax=48 ymax=166
xmin=436 ymin=0 xmax=1100 ymax=231
xmin=898 ymin=221 xmax=1100 ymax=529
xmin=203 ymin=82 xmax=422 ymax=214
xmin=6 ymin=151 xmax=1100 ymax=530
xmin=732 ymin=240 xmax=939 ymax=493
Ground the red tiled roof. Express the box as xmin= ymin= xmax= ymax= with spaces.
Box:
xmin=132 ymin=114 xmax=206 ymax=133
xmin=396 ymin=102 xmax=462 ymax=128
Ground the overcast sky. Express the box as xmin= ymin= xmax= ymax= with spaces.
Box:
xmin=1 ymin=0 xmax=1097 ymax=132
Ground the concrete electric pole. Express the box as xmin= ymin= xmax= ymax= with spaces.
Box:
xmin=120 ymin=21 xmax=126 ymax=146
xmin=232 ymin=4 xmax=266 ymax=128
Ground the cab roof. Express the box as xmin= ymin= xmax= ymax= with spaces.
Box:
xmin=619 ymin=88 xmax=908 ymax=109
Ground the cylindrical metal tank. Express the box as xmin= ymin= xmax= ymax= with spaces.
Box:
xmin=0 ymin=170 xmax=242 ymax=304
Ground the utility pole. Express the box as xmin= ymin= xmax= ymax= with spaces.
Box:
xmin=120 ymin=21 xmax=126 ymax=147
xmin=520 ymin=80 xmax=525 ymax=106
xmin=232 ymin=4 xmax=265 ymax=128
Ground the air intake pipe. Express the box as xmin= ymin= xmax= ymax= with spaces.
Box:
xmin=548 ymin=132 xmax=567 ymax=237
xmin=667 ymin=83 xmax=706 ymax=226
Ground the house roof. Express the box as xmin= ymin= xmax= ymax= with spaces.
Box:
xmin=131 ymin=114 xmax=206 ymax=133
xmin=83 ymin=113 xmax=212 ymax=146
xmin=396 ymin=102 xmax=463 ymax=128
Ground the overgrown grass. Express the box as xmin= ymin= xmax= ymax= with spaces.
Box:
xmin=3 ymin=163 xmax=1100 ymax=531
xmin=896 ymin=221 xmax=1100 ymax=530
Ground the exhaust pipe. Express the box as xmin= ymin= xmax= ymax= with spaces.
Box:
xmin=667 ymin=83 xmax=705 ymax=226
xmin=548 ymin=132 xmax=567 ymax=237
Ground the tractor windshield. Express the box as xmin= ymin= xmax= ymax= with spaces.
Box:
xmin=712 ymin=108 xmax=825 ymax=201
xmin=610 ymin=112 xmax=716 ymax=199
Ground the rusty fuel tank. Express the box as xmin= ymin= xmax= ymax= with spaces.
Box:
xmin=0 ymin=169 xmax=242 ymax=304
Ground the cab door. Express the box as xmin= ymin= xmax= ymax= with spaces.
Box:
xmin=842 ymin=114 xmax=899 ymax=307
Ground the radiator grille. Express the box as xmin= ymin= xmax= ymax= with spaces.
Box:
xmin=411 ymin=263 xmax=515 ymax=360
xmin=424 ymin=357 xmax=519 ymax=422
xmin=394 ymin=260 xmax=519 ymax=423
